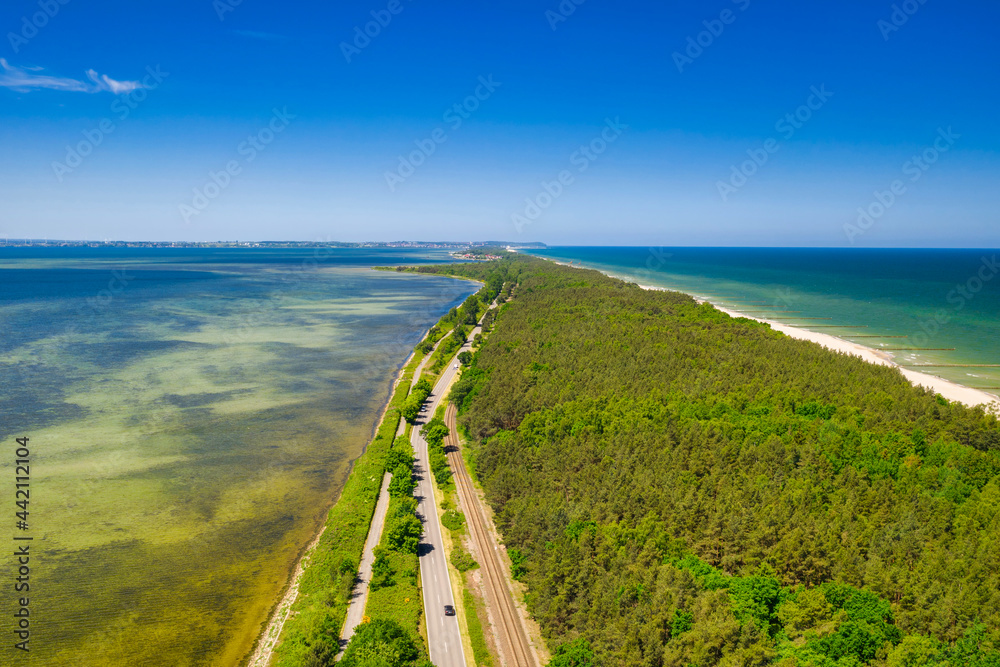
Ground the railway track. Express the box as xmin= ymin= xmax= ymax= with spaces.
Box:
xmin=445 ymin=402 xmax=538 ymax=667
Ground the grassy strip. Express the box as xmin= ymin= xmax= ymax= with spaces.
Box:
xmin=463 ymin=587 xmax=493 ymax=667
xmin=422 ymin=405 xmax=454 ymax=491
xmin=427 ymin=326 xmax=469 ymax=375
xmin=273 ymin=353 xmax=423 ymax=666
xmin=365 ymin=548 xmax=423 ymax=637
xmin=366 ymin=427 xmax=428 ymax=657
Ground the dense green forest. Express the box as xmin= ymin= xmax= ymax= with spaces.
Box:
xmin=414 ymin=252 xmax=1000 ymax=667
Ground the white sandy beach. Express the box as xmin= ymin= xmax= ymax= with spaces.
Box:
xmin=541 ymin=258 xmax=1000 ymax=413
xmin=709 ymin=302 xmax=1000 ymax=412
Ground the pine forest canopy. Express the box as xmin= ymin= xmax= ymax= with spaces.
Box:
xmin=407 ymin=251 xmax=1000 ymax=667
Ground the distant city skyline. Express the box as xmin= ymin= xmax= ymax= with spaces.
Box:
xmin=1 ymin=0 xmax=997 ymax=247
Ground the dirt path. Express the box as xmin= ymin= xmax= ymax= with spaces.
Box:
xmin=339 ymin=472 xmax=394 ymax=646
xmin=248 ymin=335 xmax=434 ymax=666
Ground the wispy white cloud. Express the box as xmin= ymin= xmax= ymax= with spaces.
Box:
xmin=0 ymin=59 xmax=144 ymax=94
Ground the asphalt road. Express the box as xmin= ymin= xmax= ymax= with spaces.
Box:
xmin=412 ymin=359 xmax=467 ymax=667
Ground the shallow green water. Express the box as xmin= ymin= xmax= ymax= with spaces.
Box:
xmin=0 ymin=248 xmax=475 ymax=665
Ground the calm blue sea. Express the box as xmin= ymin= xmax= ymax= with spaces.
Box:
xmin=526 ymin=247 xmax=1000 ymax=397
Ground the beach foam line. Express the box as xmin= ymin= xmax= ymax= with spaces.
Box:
xmin=677 ymin=288 xmax=998 ymax=411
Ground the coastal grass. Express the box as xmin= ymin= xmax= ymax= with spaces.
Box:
xmin=365 ymin=548 xmax=424 ymax=645
xmin=463 ymin=586 xmax=493 ymax=667
xmin=365 ymin=411 xmax=429 ymax=656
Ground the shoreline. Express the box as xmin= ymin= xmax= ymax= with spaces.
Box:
xmin=245 ymin=353 xmax=414 ymax=667
xmin=542 ymin=258 xmax=1000 ymax=412
xmin=248 ymin=275 xmax=484 ymax=666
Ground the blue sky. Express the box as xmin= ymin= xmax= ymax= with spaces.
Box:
xmin=1 ymin=0 xmax=997 ymax=246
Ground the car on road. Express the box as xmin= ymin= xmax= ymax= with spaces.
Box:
xmin=453 ymin=363 xmax=459 ymax=369
xmin=444 ymin=605 xmax=456 ymax=616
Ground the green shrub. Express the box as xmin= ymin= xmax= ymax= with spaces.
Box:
xmin=441 ymin=509 xmax=466 ymax=532
xmin=450 ymin=545 xmax=479 ymax=572
xmin=340 ymin=619 xmax=420 ymax=667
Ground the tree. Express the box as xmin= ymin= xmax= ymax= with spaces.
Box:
xmin=388 ymin=466 xmax=414 ymax=497
xmin=421 ymin=418 xmax=449 ymax=447
xmin=548 ymin=639 xmax=596 ymax=667
xmin=301 ymin=638 xmax=336 ymax=667
xmin=339 ymin=619 xmax=419 ymax=667
xmin=402 ymin=396 xmax=422 ymax=424
xmin=386 ymin=514 xmax=424 ymax=554
xmin=728 ymin=567 xmax=784 ymax=636
xmin=386 ymin=445 xmax=414 ymax=471
xmin=887 ymin=635 xmax=942 ymax=667
xmin=371 ymin=546 xmax=393 ymax=590
xmin=458 ymin=351 xmax=473 ymax=366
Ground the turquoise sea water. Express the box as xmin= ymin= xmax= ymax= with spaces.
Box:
xmin=526 ymin=247 xmax=1000 ymax=398
xmin=0 ymin=247 xmax=474 ymax=665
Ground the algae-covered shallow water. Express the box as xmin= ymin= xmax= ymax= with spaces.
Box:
xmin=0 ymin=247 xmax=474 ymax=665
